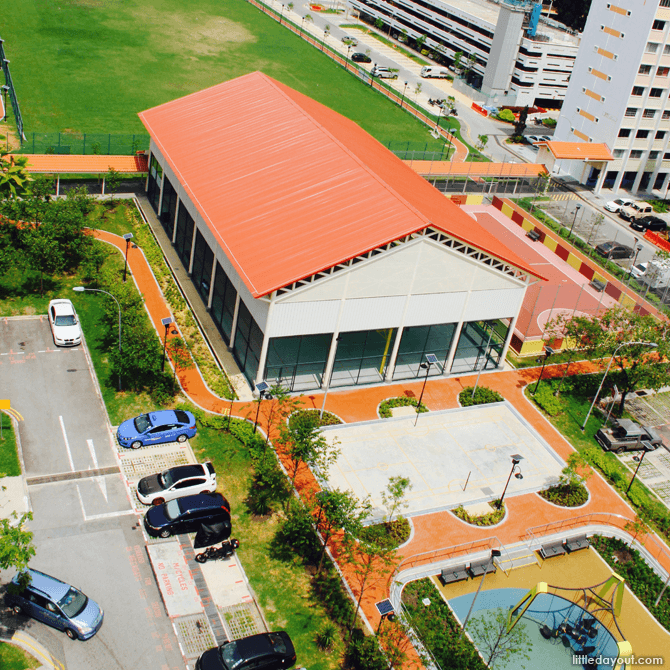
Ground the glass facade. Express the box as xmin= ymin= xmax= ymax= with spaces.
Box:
xmin=174 ymin=202 xmax=195 ymax=271
xmin=191 ymin=230 xmax=214 ymax=305
xmin=232 ymin=301 xmax=263 ymax=383
xmin=264 ymin=334 xmax=332 ymax=392
xmin=147 ymin=156 xmax=162 ymax=213
xmin=450 ymin=320 xmax=508 ymax=374
xmin=392 ymin=323 xmax=456 ymax=380
xmin=210 ymin=262 xmax=238 ymax=345
xmin=160 ymin=177 xmax=178 ymax=240
xmin=330 ymin=329 xmax=397 ymax=387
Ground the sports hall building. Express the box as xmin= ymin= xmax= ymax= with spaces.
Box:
xmin=139 ymin=72 xmax=542 ymax=392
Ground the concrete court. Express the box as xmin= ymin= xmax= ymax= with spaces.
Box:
xmin=320 ymin=402 xmax=566 ymax=523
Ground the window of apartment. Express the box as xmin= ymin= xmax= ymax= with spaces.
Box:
xmin=661 ymin=0 xmax=670 ymax=8
xmin=664 ymin=111 xmax=670 ymax=119
xmin=632 ymin=86 xmax=645 ymax=96
xmin=650 ymin=88 xmax=665 ymax=97
xmin=625 ymin=108 xmax=638 ymax=117
xmin=618 ymin=128 xmax=632 ymax=137
xmin=658 ymin=67 xmax=670 ymax=77
xmin=630 ymin=150 xmax=643 ymax=158
xmin=639 ymin=64 xmax=653 ymax=75
xmin=613 ymin=149 xmax=625 ymax=158
xmin=665 ymin=44 xmax=670 ymax=55
xmin=653 ymin=20 xmax=666 ymax=31
xmin=649 ymin=151 xmax=661 ymax=159
xmin=636 ymin=130 xmax=650 ymax=138
xmin=643 ymin=109 xmax=658 ymax=118
xmin=647 ymin=42 xmax=660 ymax=53
xmin=656 ymin=131 xmax=667 ymax=139
xmin=665 ymin=152 xmax=670 ymax=160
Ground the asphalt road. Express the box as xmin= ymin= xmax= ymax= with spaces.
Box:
xmin=0 ymin=316 xmax=183 ymax=670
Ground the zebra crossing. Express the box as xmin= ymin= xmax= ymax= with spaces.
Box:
xmin=550 ymin=191 xmax=579 ymax=201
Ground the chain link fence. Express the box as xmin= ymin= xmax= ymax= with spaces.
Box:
xmin=0 ymin=37 xmax=25 ymax=142
xmin=19 ymin=132 xmax=150 ymax=155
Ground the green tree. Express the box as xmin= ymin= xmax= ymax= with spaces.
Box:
xmin=453 ymin=51 xmax=463 ymax=71
xmin=0 ymin=511 xmax=36 ymax=589
xmin=0 ymin=152 xmax=32 ymax=199
xmin=374 ymin=17 xmax=384 ymax=31
xmin=498 ymin=109 xmax=515 ymax=123
xmin=416 ymin=33 xmax=427 ymax=52
xmin=476 ymin=134 xmax=489 ymax=152
xmin=467 ymin=607 xmax=532 ymax=669
xmin=514 ymin=105 xmax=529 ymax=136
xmin=252 ymin=385 xmax=302 ymax=444
xmin=22 ymin=224 xmax=64 ymax=297
xmin=380 ymin=475 xmax=412 ymax=523
xmin=465 ymin=52 xmax=477 ymax=75
xmin=105 ymin=167 xmax=123 ymax=201
xmin=624 ymin=514 xmax=649 ymax=547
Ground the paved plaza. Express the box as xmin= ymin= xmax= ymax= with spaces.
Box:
xmin=321 ymin=402 xmax=566 ymax=523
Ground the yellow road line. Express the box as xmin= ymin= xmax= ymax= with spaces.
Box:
xmin=11 ymin=631 xmax=65 ymax=670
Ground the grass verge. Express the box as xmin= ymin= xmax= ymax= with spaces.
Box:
xmin=0 ymin=643 xmax=40 ymax=670
xmin=0 ymin=411 xmax=21 ymax=478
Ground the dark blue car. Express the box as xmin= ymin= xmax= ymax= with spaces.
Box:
xmin=117 ymin=409 xmax=197 ymax=449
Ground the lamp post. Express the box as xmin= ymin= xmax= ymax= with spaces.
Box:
xmin=400 ymin=81 xmax=408 ymax=109
xmin=626 ymin=442 xmax=655 ymax=494
xmin=122 ymin=232 xmax=134 ymax=283
xmin=253 ymin=380 xmax=271 ymax=433
xmin=627 ymin=244 xmax=643 ymax=285
xmin=498 ymin=455 xmax=523 ymax=509
xmin=73 ymin=286 xmax=122 ymax=390
xmin=279 ymin=3 xmax=284 ymax=24
xmin=568 ymin=204 xmax=582 ymax=240
xmin=161 ymin=317 xmax=174 ymax=371
xmin=415 ymin=353 xmax=438 ymax=426
xmin=581 ymin=341 xmax=658 ymax=431
xmin=346 ymin=43 xmax=352 ymax=69
xmin=461 ymin=548 xmax=502 ymax=632
xmin=532 ymin=345 xmax=555 ymax=395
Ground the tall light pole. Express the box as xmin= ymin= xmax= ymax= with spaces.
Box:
xmin=498 ymin=455 xmax=523 ymax=509
xmin=626 ymin=442 xmax=656 ymax=495
xmin=461 ymin=548 xmax=502 ymax=632
xmin=415 ymin=353 xmax=438 ymax=426
xmin=253 ymin=380 xmax=271 ymax=433
xmin=627 ymin=244 xmax=643 ymax=285
xmin=161 ymin=316 xmax=174 ymax=371
xmin=581 ymin=341 xmax=658 ymax=431
xmin=122 ymin=232 xmax=134 ymax=283
xmin=532 ymin=345 xmax=555 ymax=395
xmin=73 ymin=286 xmax=123 ymax=390
xmin=568 ymin=204 xmax=582 ymax=240
xmin=400 ymin=81 xmax=408 ymax=109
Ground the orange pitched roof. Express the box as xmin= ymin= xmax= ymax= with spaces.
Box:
xmin=139 ymin=72 xmax=542 ymax=298
xmin=406 ymin=161 xmax=548 ymax=177
xmin=23 ymin=154 xmax=148 ymax=174
xmin=536 ymin=141 xmax=613 ymax=161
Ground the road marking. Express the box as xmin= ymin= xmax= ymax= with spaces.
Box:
xmin=11 ymin=631 xmax=65 ymax=670
xmin=87 ymin=438 xmax=108 ymax=502
xmin=59 ymin=415 xmax=76 ymax=472
xmin=76 ymin=484 xmax=134 ymax=521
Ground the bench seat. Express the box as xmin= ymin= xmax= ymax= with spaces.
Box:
xmin=439 ymin=565 xmax=469 ymax=585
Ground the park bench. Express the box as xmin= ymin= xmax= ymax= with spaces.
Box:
xmin=439 ymin=565 xmax=469 ymax=585
xmin=526 ymin=229 xmax=541 ymax=242
xmin=468 ymin=560 xmax=497 ymax=578
xmin=565 ymin=535 xmax=590 ymax=553
xmin=589 ymin=278 xmax=606 ymax=292
xmin=538 ymin=542 xmax=566 ymax=559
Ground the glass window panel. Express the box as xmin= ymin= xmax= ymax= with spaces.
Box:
xmin=330 ymin=329 xmax=396 ymax=387
xmin=393 ymin=323 xmax=455 ymax=380
xmin=265 ymin=334 xmax=332 ymax=392
xmin=160 ymin=177 xmax=177 ymax=239
xmin=175 ymin=203 xmax=195 ymax=270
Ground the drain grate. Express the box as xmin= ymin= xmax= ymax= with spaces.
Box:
xmin=218 ymin=602 xmax=266 ymax=640
xmin=173 ymin=614 xmax=217 ymax=659
xmin=119 ymin=451 xmax=192 ymax=479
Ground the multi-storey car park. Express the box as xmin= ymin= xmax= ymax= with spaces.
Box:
xmin=347 ymin=0 xmax=580 ymax=108
xmin=555 ymin=0 xmax=670 ymax=194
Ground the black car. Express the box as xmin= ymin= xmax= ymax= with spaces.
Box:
xmin=351 ymin=52 xmax=371 ymax=63
xmin=630 ymin=215 xmax=668 ymax=232
xmin=144 ymin=492 xmax=231 ymax=538
xmin=196 ymin=631 xmax=296 ymax=670
xmin=594 ymin=241 xmax=634 ymax=259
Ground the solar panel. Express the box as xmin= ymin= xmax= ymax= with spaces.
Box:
xmin=425 ymin=353 xmax=439 ymax=364
xmin=256 ymin=381 xmax=270 ymax=393
xmin=161 ymin=317 xmax=174 ymax=326
xmin=375 ymin=599 xmax=394 ymax=617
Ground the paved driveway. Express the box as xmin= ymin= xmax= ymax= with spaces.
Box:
xmin=0 ymin=316 xmax=183 ymax=670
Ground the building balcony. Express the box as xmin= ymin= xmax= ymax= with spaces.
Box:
xmin=614 ymin=138 xmax=631 ymax=148
xmin=633 ymin=138 xmax=653 ymax=148
xmin=638 ymin=118 xmax=659 ymax=129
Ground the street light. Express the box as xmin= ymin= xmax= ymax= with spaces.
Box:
xmin=346 ymin=43 xmax=352 ymax=69
xmin=461 ymin=548 xmax=502 ymax=632
xmin=279 ymin=3 xmax=284 ymax=24
xmin=161 ymin=316 xmax=174 ymax=371
xmin=627 ymin=244 xmax=643 ymax=284
xmin=122 ymin=232 xmax=134 ymax=283
xmin=73 ymin=286 xmax=122 ymax=390
xmin=254 ymin=380 xmax=271 ymax=433
xmin=532 ymin=345 xmax=556 ymax=395
xmin=626 ymin=442 xmax=656 ymax=495
xmin=569 ymin=204 xmax=582 ymax=239
xmin=415 ymin=353 xmax=438 ymax=426
xmin=400 ymin=81 xmax=408 ymax=109
xmin=581 ymin=341 xmax=658 ymax=431
xmin=498 ymin=454 xmax=523 ymax=509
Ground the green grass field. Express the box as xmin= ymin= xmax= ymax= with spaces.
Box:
xmin=2 ymin=0 xmax=447 ymax=151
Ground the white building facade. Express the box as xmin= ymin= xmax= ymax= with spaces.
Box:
xmin=349 ymin=0 xmax=580 ymax=107
xmin=555 ymin=0 xmax=670 ymax=194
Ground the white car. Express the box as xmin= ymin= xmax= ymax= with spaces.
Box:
xmin=630 ymin=262 xmax=648 ymax=281
xmin=341 ymin=35 xmax=358 ymax=46
xmin=604 ymin=197 xmax=634 ymax=213
xmin=137 ymin=462 xmax=216 ymax=505
xmin=47 ymin=299 xmax=82 ymax=347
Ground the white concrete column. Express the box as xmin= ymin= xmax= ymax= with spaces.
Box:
xmin=594 ymin=164 xmax=607 ymax=195
xmin=157 ymin=166 xmax=165 ymax=215
xmin=172 ymin=196 xmax=180 ymax=244
xmin=321 ymin=273 xmax=352 ymax=388
xmin=206 ymin=259 xmax=217 ymax=310
xmin=499 ymin=313 xmax=519 ymax=365
xmin=445 ymin=321 xmax=464 ymax=373
xmin=187 ymin=223 xmax=197 ymax=274
xmin=229 ymin=294 xmax=241 ymax=349
xmin=613 ymin=166 xmax=624 ymax=192
xmin=145 ymin=149 xmax=151 ymax=191
xmin=385 ymin=325 xmax=404 ymax=381
xmin=255 ymin=295 xmax=275 ymax=386
xmin=661 ymin=172 xmax=670 ymax=196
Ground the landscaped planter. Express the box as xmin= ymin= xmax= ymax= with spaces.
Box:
xmin=378 ymin=396 xmax=428 ymax=418
xmin=451 ymin=501 xmax=506 ymax=527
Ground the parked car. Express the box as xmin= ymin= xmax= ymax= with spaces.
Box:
xmin=117 ymin=409 xmax=197 ymax=449
xmin=595 ymin=241 xmax=635 ymax=259
xmin=6 ymin=569 xmax=104 ymax=640
xmin=47 ymin=299 xmax=82 ymax=347
xmin=630 ymin=261 xmax=648 ymax=280
xmin=195 ymin=631 xmax=296 ymax=670
xmin=371 ymin=65 xmax=398 ymax=79
xmin=526 ymin=135 xmax=541 ymax=144
xmin=538 ymin=135 xmax=552 ymax=142
xmin=420 ymin=66 xmax=450 ymax=78
xmin=595 ymin=418 xmax=662 ymax=454
xmin=604 ymin=197 xmax=634 ymax=213
xmin=341 ymin=35 xmax=358 ymax=46
xmin=144 ymin=492 xmax=231 ymax=538
xmin=351 ymin=52 xmax=371 ymax=63
xmin=137 ymin=462 xmax=216 ymax=505
xmin=630 ymin=215 xmax=667 ymax=232
xmin=619 ymin=201 xmax=654 ymax=221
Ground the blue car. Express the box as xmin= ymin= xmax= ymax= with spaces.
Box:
xmin=7 ymin=569 xmax=104 ymax=640
xmin=117 ymin=409 xmax=197 ymax=449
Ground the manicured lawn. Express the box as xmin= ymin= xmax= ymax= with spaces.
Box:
xmin=0 ymin=411 xmax=21 ymax=478
xmin=0 ymin=642 xmax=39 ymax=670
xmin=4 ymin=0 xmax=446 ymax=152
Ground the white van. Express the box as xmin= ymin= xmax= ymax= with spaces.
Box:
xmin=421 ymin=66 xmax=450 ymax=78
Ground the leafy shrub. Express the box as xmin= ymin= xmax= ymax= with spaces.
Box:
xmin=452 ymin=501 xmax=505 ymax=526
xmin=542 ymin=117 xmax=557 ymax=127
xmin=345 ymin=630 xmax=387 ymax=670
xmin=379 ymin=396 xmax=428 ymax=418
xmin=359 ymin=518 xmax=410 ymax=548
xmin=273 ymin=502 xmax=320 ymax=563
xmin=315 ymin=623 xmax=337 ymax=650
xmin=459 ymin=386 xmax=503 ymax=407
xmin=288 ymin=409 xmax=342 ymax=431
xmin=533 ymin=384 xmax=563 ymax=416
xmin=314 ymin=568 xmax=356 ymax=628
xmin=498 ymin=109 xmax=515 ymax=122
xmin=538 ymin=481 xmax=588 ymax=507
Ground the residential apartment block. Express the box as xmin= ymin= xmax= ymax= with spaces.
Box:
xmin=349 ymin=0 xmax=580 ymax=107
xmin=555 ymin=0 xmax=670 ymax=194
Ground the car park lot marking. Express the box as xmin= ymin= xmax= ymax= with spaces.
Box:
xmin=58 ymin=415 xmax=76 ymax=471
xmin=25 ymin=465 xmax=121 ymax=485
xmin=75 ymin=484 xmax=136 ymax=521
